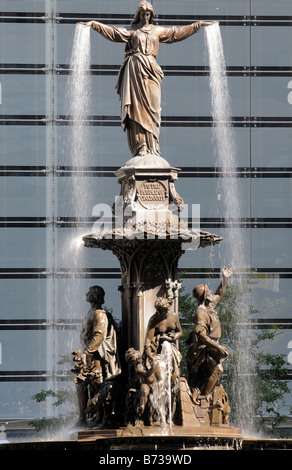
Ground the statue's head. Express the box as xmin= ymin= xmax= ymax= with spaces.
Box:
xmin=132 ymin=1 xmax=155 ymax=24
xmin=192 ymin=284 xmax=209 ymax=303
xmin=154 ymin=297 xmax=171 ymax=313
xmin=86 ymin=285 xmax=105 ymax=307
xmin=125 ymin=347 xmax=142 ymax=364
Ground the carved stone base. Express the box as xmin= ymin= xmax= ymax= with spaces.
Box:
xmin=83 ymin=161 xmax=222 ymax=353
xmin=178 ymin=378 xmax=231 ymax=427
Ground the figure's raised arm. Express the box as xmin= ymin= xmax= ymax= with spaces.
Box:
xmin=213 ymin=265 xmax=233 ymax=305
xmin=77 ymin=21 xmax=131 ymax=43
xmin=158 ymin=20 xmax=215 ymax=44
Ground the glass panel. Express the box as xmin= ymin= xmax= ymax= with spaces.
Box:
xmin=0 ymin=177 xmax=46 ymax=217
xmin=163 ymin=76 xmax=249 ymax=117
xmin=0 ymin=74 xmax=46 ymax=115
xmin=56 ymin=0 xmax=140 ymax=14
xmin=251 ymin=229 xmax=291 ymax=268
xmin=57 ymin=125 xmax=129 ymax=167
xmin=251 ymin=128 xmax=292 ymax=168
xmin=161 ymin=127 xmax=250 ymax=167
xmin=154 ymin=0 xmax=250 ymax=15
xmin=0 ymin=330 xmax=47 ymax=370
xmin=251 ymin=0 xmax=292 ymax=16
xmin=251 ymin=177 xmax=292 ymax=218
xmin=56 ymin=175 xmax=118 ymax=217
xmin=251 ymin=77 xmax=292 ymax=117
xmin=0 ymin=24 xmax=45 ymax=64
xmin=0 ymin=279 xmax=47 ymax=320
xmin=0 ymin=126 xmax=47 ymax=166
xmin=175 ymin=177 xmax=251 ymax=218
xmin=252 ymin=27 xmax=292 ymax=67
xmin=58 ymin=0 xmax=251 ymax=17
xmin=252 ymin=278 xmax=292 ymax=320
xmin=277 ymin=390 xmax=292 ymax=416
xmin=0 ymin=228 xmax=46 ymax=268
xmin=0 ymin=1 xmax=45 ymax=12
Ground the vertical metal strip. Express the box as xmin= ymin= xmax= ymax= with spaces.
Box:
xmin=45 ymin=0 xmax=57 ymax=416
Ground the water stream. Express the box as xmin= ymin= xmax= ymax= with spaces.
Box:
xmin=66 ymin=24 xmax=92 ymax=218
xmin=61 ymin=24 xmax=92 ymax=384
xmin=150 ymin=341 xmax=173 ymax=432
xmin=48 ymin=25 xmax=94 ymax=438
xmin=204 ymin=23 xmax=256 ymax=436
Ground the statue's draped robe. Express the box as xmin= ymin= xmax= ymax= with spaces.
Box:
xmin=92 ymin=22 xmax=201 ymax=156
xmin=81 ymin=308 xmax=121 ymax=381
xmin=186 ymin=303 xmax=222 ymax=390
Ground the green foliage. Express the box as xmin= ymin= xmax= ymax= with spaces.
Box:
xmin=29 ymin=388 xmax=77 ymax=438
xmin=29 ymin=415 xmax=73 ymax=434
xmin=31 ymin=388 xmax=76 ymax=408
xmin=29 ymin=356 xmax=78 ymax=437
xmin=177 ymin=284 xmax=197 ymax=377
xmin=253 ymin=331 xmax=291 ymax=436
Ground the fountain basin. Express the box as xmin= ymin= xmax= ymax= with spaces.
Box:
xmin=75 ymin=424 xmax=242 ymax=450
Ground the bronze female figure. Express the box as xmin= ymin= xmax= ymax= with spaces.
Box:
xmin=79 ymin=2 xmax=212 ymax=158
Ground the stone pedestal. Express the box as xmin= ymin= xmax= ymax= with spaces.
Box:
xmin=83 ymin=155 xmax=222 ymax=356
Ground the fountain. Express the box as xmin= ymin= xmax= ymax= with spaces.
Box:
xmin=2 ymin=5 xmax=292 ymax=454
xmin=68 ymin=4 xmax=243 ymax=451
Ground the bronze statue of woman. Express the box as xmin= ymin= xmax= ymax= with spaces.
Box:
xmin=79 ymin=1 xmax=212 ymax=159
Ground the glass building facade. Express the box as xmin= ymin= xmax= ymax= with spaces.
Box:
xmin=0 ymin=0 xmax=291 ymax=431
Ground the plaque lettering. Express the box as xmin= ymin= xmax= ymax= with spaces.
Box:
xmin=138 ymin=181 xmax=167 ymax=208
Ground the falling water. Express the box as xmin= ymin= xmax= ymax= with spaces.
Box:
xmin=150 ymin=341 xmax=173 ymax=432
xmin=63 ymin=23 xmax=93 ymax=344
xmin=66 ymin=24 xmax=92 ymax=218
xmin=204 ymin=23 xmax=256 ymax=436
xmin=58 ymin=25 xmax=93 ymax=424
xmin=44 ymin=26 xmax=93 ymax=438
